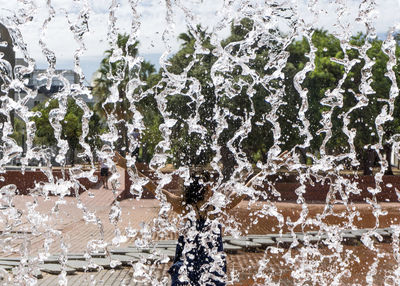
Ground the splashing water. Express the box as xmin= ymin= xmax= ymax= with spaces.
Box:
xmin=0 ymin=0 xmax=399 ymax=285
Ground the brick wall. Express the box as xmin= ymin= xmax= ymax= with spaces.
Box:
xmin=123 ymin=169 xmax=400 ymax=203
xmin=0 ymin=169 xmax=99 ymax=196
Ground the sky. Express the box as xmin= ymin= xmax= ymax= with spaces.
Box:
xmin=0 ymin=0 xmax=399 ymax=83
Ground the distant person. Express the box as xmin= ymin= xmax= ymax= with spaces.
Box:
xmin=114 ymin=152 xmax=260 ymax=286
xmin=100 ymin=158 xmax=109 ymax=189
xmin=131 ymin=128 xmax=141 ymax=161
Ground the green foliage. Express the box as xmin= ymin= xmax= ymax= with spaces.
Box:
xmin=92 ymin=34 xmax=162 ymax=160
xmin=32 ymin=98 xmax=102 ymax=164
xmin=283 ymin=30 xmax=400 ymax=172
xmin=136 ymin=91 xmax=163 ymax=163
xmin=163 ymin=26 xmax=218 ymax=166
xmin=91 ymin=25 xmax=400 ymax=173
xmin=11 ymin=116 xmax=26 ymax=148
xmin=33 ymin=99 xmax=58 ymax=146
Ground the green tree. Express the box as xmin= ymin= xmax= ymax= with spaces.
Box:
xmin=283 ymin=30 xmax=400 ymax=174
xmin=345 ymin=33 xmax=400 ymax=174
xmin=220 ymin=18 xmax=290 ymax=166
xmin=163 ymin=26 xmax=218 ymax=167
xmin=92 ymin=34 xmax=162 ymax=160
xmin=32 ymin=98 xmax=101 ymax=165
xmin=284 ymin=30 xmax=345 ymax=162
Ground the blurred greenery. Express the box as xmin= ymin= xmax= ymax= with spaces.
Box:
xmin=21 ymin=21 xmax=400 ymax=176
xmin=31 ymin=98 xmax=102 ymax=165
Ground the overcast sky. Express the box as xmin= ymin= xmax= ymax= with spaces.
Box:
xmin=1 ymin=0 xmax=399 ymax=83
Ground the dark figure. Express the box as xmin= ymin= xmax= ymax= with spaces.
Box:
xmin=167 ymin=170 xmax=226 ymax=286
xmin=114 ymin=153 xmax=261 ymax=285
xmin=100 ymin=159 xmax=109 ymax=189
xmin=131 ymin=128 xmax=141 ymax=161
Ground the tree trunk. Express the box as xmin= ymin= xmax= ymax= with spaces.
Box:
xmin=384 ymin=143 xmax=393 ymax=175
xmin=70 ymin=147 xmax=75 ymax=166
xmin=362 ymin=148 xmax=376 ymax=175
xmin=298 ymin=148 xmax=308 ymax=165
xmin=117 ymin=121 xmax=128 ymax=157
xmin=220 ymin=146 xmax=236 ymax=182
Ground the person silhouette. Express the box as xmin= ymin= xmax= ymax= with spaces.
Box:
xmin=99 ymin=158 xmax=110 ymax=189
xmin=133 ymin=173 xmax=260 ymax=283
xmin=113 ymin=152 xmax=261 ymax=285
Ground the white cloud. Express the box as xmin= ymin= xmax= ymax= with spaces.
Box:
xmin=0 ymin=0 xmax=398 ymax=80
xmin=296 ymin=0 xmax=400 ymax=36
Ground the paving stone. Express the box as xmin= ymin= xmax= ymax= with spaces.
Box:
xmin=229 ymin=239 xmax=261 ymax=250
xmin=294 ymin=234 xmax=307 ymax=242
xmin=245 ymin=235 xmax=269 ymax=239
xmin=150 ymin=248 xmax=175 ymax=258
xmin=342 ymin=233 xmax=357 ymax=239
xmin=110 ymin=248 xmax=143 ymax=255
xmin=306 ymin=231 xmax=319 ymax=236
xmin=274 ymin=237 xmax=294 ymax=247
xmin=120 ymin=252 xmax=148 ymax=259
xmin=66 ymin=255 xmax=86 ymax=260
xmin=126 ymin=252 xmax=156 ymax=262
xmin=0 ymin=265 xmax=12 ymax=271
xmin=32 ymin=269 xmax=43 ymax=279
xmin=251 ymin=238 xmax=275 ymax=247
xmin=307 ymin=236 xmax=320 ymax=244
xmin=265 ymin=234 xmax=282 ymax=238
xmin=89 ymin=252 xmax=107 ymax=258
xmin=65 ymin=260 xmax=92 ymax=271
xmin=154 ymin=246 xmax=169 ymax=250
xmin=0 ymin=265 xmax=42 ymax=278
xmin=305 ymin=234 xmax=329 ymax=245
xmin=40 ymin=264 xmax=76 ymax=275
xmin=280 ymin=233 xmax=293 ymax=238
xmin=382 ymin=227 xmax=394 ymax=234
xmin=350 ymin=229 xmax=370 ymax=237
xmin=110 ymin=254 xmax=139 ymax=265
xmin=341 ymin=233 xmax=358 ymax=245
xmin=222 ymin=236 xmax=248 ymax=242
xmin=274 ymin=237 xmax=293 ymax=242
xmin=316 ymin=234 xmax=329 ymax=240
xmin=151 ymin=249 xmax=175 ymax=259
xmin=297 ymin=234 xmax=317 ymax=242
xmin=43 ymin=255 xmax=62 ymax=263
xmin=154 ymin=240 xmax=177 ymax=246
xmin=371 ymin=230 xmax=392 ymax=243
xmin=374 ymin=229 xmax=390 ymax=237
xmin=91 ymin=258 xmax=122 ymax=269
xmin=0 ymin=260 xmax=20 ymax=266
xmin=0 ymin=257 xmax=20 ymax=262
xmin=223 ymin=243 xmax=242 ymax=254
xmin=127 ymin=246 xmax=151 ymax=253
xmin=262 ymin=234 xmax=286 ymax=240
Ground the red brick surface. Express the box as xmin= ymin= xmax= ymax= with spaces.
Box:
xmin=1 ymin=166 xmax=400 ymax=284
xmin=0 ymin=169 xmax=100 ymax=195
xmin=124 ymin=167 xmax=400 ymax=202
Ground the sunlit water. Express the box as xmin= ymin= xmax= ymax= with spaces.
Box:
xmin=0 ymin=0 xmax=399 ymax=285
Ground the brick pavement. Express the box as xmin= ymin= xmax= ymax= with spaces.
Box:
xmin=26 ymin=199 xmax=400 ymax=285
xmin=0 ymin=166 xmax=400 ymax=284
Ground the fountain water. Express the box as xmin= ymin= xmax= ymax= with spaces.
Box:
xmin=0 ymin=0 xmax=399 ymax=285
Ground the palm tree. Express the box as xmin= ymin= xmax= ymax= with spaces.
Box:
xmin=92 ymin=34 xmax=156 ymax=155
xmin=177 ymin=25 xmax=210 ymax=49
